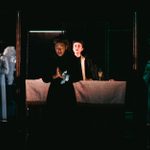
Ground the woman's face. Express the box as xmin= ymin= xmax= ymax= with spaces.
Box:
xmin=55 ymin=42 xmax=67 ymax=57
xmin=73 ymin=42 xmax=83 ymax=57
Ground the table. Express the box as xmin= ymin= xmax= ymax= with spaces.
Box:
xmin=25 ymin=79 xmax=126 ymax=105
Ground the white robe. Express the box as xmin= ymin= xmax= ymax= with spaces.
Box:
xmin=3 ymin=46 xmax=16 ymax=85
xmin=0 ymin=55 xmax=9 ymax=121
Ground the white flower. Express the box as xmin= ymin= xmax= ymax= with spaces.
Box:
xmin=60 ymin=70 xmax=70 ymax=85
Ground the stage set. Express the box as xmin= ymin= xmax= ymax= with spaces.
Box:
xmin=26 ymin=79 xmax=126 ymax=105
xmin=25 ymin=79 xmax=127 ymax=120
xmin=0 ymin=9 xmax=150 ymax=150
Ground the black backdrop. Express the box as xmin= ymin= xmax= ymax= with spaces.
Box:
xmin=25 ymin=17 xmax=133 ymax=80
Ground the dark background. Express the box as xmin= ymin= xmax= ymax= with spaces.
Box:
xmin=21 ymin=9 xmax=134 ymax=80
xmin=0 ymin=2 xmax=146 ymax=80
xmin=0 ymin=1 xmax=149 ymax=114
xmin=0 ymin=3 xmax=150 ymax=149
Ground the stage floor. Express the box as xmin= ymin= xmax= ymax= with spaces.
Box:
xmin=0 ymin=106 xmax=149 ymax=150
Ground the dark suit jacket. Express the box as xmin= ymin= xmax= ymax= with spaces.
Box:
xmin=72 ymin=55 xmax=99 ymax=81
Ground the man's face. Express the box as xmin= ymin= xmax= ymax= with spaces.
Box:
xmin=55 ymin=42 xmax=66 ymax=57
xmin=73 ymin=42 xmax=83 ymax=57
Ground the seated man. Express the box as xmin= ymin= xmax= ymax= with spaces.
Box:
xmin=72 ymin=39 xmax=100 ymax=81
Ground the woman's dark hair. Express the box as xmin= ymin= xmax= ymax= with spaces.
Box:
xmin=53 ymin=35 xmax=70 ymax=50
xmin=53 ymin=38 xmax=69 ymax=46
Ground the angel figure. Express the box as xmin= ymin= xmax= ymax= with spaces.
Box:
xmin=0 ymin=52 xmax=9 ymax=121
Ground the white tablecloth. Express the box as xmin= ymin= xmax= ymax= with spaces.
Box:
xmin=25 ymin=79 xmax=126 ymax=105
